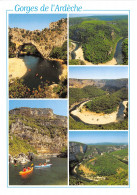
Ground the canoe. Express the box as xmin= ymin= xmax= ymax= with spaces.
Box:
xmin=19 ymin=167 xmax=33 ymax=175
xmin=34 ymin=164 xmax=52 ymax=168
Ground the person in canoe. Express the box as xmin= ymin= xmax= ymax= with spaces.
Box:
xmin=23 ymin=167 xmax=26 ymax=172
xmin=44 ymin=163 xmax=47 ymax=166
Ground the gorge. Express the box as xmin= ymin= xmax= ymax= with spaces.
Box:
xmin=9 ymin=18 xmax=67 ymax=98
xmin=9 ymin=107 xmax=67 ymax=163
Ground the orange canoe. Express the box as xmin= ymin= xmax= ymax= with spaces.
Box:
xmin=19 ymin=167 xmax=33 ymax=176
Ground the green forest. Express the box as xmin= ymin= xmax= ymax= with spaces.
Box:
xmin=69 ymin=16 xmax=128 ymax=64
xmin=83 ymin=153 xmax=127 ymax=176
xmin=122 ymin=39 xmax=128 ymax=65
xmin=69 ymin=85 xmax=106 ymax=106
xmin=85 ymin=88 xmax=128 ymax=114
xmin=49 ymin=41 xmax=67 ymax=63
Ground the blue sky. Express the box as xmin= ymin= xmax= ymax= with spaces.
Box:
xmin=69 ymin=66 xmax=128 ymax=79
xmin=70 ymin=13 xmax=128 ymax=18
xmin=69 ymin=131 xmax=128 ymax=144
xmin=9 ymin=14 xmax=67 ymax=30
xmin=9 ymin=100 xmax=67 ymax=116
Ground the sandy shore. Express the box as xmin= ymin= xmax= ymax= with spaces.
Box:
xmin=70 ymin=100 xmax=127 ymax=125
xmin=73 ymin=43 xmax=117 ymax=65
xmin=9 ymin=58 xmax=27 ymax=80
xmin=71 ymin=108 xmax=119 ymax=125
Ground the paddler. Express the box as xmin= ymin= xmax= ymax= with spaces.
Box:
xmin=23 ymin=167 xmax=26 ymax=172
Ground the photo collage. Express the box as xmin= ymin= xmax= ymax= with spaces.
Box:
xmin=8 ymin=12 xmax=129 ymax=186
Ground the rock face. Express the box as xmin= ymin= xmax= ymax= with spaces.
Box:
xmin=69 ymin=142 xmax=87 ymax=161
xmin=69 ymin=78 xmax=128 ymax=89
xmin=9 ymin=107 xmax=67 ymax=155
xmin=9 ymin=107 xmax=54 ymax=118
xmin=9 ymin=18 xmax=67 ymax=59
xmin=9 ymin=153 xmax=30 ymax=164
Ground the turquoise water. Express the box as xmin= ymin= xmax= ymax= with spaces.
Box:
xmin=9 ymin=158 xmax=67 ymax=185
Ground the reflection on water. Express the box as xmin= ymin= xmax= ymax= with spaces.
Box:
xmin=20 ymin=55 xmax=62 ymax=90
xmin=114 ymin=38 xmax=124 ymax=65
xmin=116 ymin=102 xmax=125 ymax=121
xmin=9 ymin=158 xmax=67 ymax=185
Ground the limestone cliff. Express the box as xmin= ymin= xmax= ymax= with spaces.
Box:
xmin=9 ymin=18 xmax=67 ymax=59
xmin=9 ymin=107 xmax=67 ymax=155
xmin=69 ymin=142 xmax=87 ymax=161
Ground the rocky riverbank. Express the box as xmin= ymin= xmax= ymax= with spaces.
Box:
xmin=9 ymin=153 xmax=30 ymax=165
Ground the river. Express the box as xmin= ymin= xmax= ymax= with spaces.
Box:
xmin=9 ymin=158 xmax=67 ymax=185
xmin=114 ymin=38 xmax=125 ymax=65
xmin=71 ymin=38 xmax=124 ymax=65
xmin=19 ymin=55 xmax=62 ymax=90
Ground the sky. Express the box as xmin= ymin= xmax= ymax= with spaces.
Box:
xmin=9 ymin=14 xmax=67 ymax=31
xmin=70 ymin=13 xmax=128 ymax=18
xmin=9 ymin=100 xmax=67 ymax=116
xmin=69 ymin=131 xmax=128 ymax=144
xmin=69 ymin=66 xmax=128 ymax=80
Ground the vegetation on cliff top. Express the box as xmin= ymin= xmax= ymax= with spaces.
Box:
xmin=50 ymin=41 xmax=67 ymax=62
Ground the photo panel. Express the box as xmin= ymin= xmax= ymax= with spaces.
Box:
xmin=69 ymin=66 xmax=128 ymax=130
xmin=69 ymin=131 xmax=129 ymax=186
xmin=69 ymin=13 xmax=128 ymax=66
xmin=8 ymin=100 xmax=68 ymax=185
xmin=8 ymin=14 xmax=68 ymax=99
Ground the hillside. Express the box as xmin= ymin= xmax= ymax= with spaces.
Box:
xmin=69 ymin=85 xmax=106 ymax=107
xmin=85 ymin=87 xmax=128 ymax=114
xmin=69 ymin=78 xmax=128 ymax=89
xmin=9 ymin=107 xmax=67 ymax=156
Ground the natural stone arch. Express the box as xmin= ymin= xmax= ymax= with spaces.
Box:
xmin=17 ymin=42 xmax=44 ymax=58
xmin=9 ymin=18 xmax=67 ymax=59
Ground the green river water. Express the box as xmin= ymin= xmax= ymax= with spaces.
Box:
xmin=9 ymin=158 xmax=67 ymax=185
